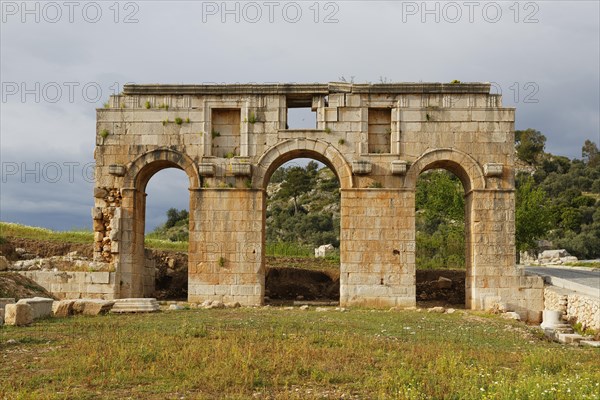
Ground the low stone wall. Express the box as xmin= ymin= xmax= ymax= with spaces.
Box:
xmin=18 ymin=271 xmax=118 ymax=300
xmin=544 ymin=286 xmax=600 ymax=331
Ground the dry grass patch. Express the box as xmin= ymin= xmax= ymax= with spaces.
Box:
xmin=1 ymin=308 xmax=599 ymax=399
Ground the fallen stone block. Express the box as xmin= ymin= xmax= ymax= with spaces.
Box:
xmin=502 ymin=312 xmax=521 ymax=321
xmin=580 ymin=340 xmax=600 ymax=348
xmin=557 ymin=333 xmax=584 ymax=344
xmin=436 ymin=276 xmax=452 ymax=289
xmin=52 ymin=300 xmax=76 ymax=317
xmin=428 ymin=306 xmax=445 ymax=313
xmin=168 ymin=304 xmax=185 ymax=310
xmin=17 ymin=297 xmax=53 ymax=320
xmin=5 ymin=303 xmax=34 ymax=326
xmin=73 ymin=299 xmax=115 ymax=315
xmin=110 ymin=298 xmax=160 ymax=313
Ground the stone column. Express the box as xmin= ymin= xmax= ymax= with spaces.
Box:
xmin=340 ymin=189 xmax=415 ymax=308
xmin=188 ymin=189 xmax=264 ymax=305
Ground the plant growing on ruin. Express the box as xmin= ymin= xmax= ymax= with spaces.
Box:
xmin=426 ymin=113 xmax=431 ymax=121
xmin=162 ymin=119 xmax=169 ymax=126
xmin=248 ymin=112 xmax=258 ymax=124
xmin=450 ymin=79 xmax=461 ymax=84
xmin=185 ymin=117 xmax=190 ymax=123
xmin=324 ymin=127 xmax=331 ymax=134
xmin=245 ymin=179 xmax=252 ymax=189
xmin=212 ymin=130 xmax=221 ymax=139
xmin=218 ymin=257 xmax=225 ymax=267
xmin=100 ymin=129 xmax=109 ymax=139
xmin=369 ymin=181 xmax=383 ymax=188
xmin=224 ymin=152 xmax=235 ymax=159
xmin=103 ymin=102 xmax=110 ymax=108
xmin=158 ymin=103 xmax=169 ymax=110
xmin=175 ymin=117 xmax=183 ymax=125
xmin=338 ymin=139 xmax=345 ymax=145
xmin=144 ymin=101 xmax=151 ymax=109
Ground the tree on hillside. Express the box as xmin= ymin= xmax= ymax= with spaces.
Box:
xmin=276 ymin=165 xmax=314 ymax=214
xmin=515 ymin=175 xmax=552 ymax=256
xmin=582 ymin=139 xmax=600 ymax=167
xmin=515 ymin=128 xmax=546 ymax=164
xmin=165 ymin=208 xmax=189 ymax=229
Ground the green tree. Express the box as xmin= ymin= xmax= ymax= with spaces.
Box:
xmin=515 ymin=176 xmax=552 ymax=254
xmin=276 ymin=166 xmax=313 ymax=214
xmin=582 ymin=139 xmax=600 ymax=167
xmin=515 ymin=128 xmax=546 ymax=164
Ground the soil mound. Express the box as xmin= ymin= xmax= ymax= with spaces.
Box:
xmin=0 ymin=272 xmax=55 ymax=300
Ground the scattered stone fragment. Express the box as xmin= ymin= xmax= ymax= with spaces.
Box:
xmin=502 ymin=312 xmax=521 ymax=321
xmin=225 ymin=302 xmax=241 ymax=308
xmin=436 ymin=276 xmax=452 ymax=289
xmin=335 ymin=307 xmax=347 ymax=312
xmin=6 ymin=339 xmax=18 ymax=345
xmin=428 ymin=306 xmax=445 ymax=313
xmin=200 ymin=300 xmax=212 ymax=308
xmin=5 ymin=303 xmax=34 ymax=326
xmin=169 ymin=304 xmax=185 ymax=310
xmin=446 ymin=308 xmax=456 ymax=314
xmin=315 ymin=307 xmax=329 ymax=312
xmin=299 ymin=305 xmax=309 ymax=311
xmin=207 ymin=300 xmax=225 ymax=309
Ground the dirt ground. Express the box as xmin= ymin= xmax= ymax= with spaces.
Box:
xmin=0 ymin=238 xmax=466 ymax=305
xmin=0 ymin=272 xmax=55 ymax=300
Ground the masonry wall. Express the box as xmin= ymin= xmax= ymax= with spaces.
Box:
xmin=90 ymin=82 xmax=544 ymax=321
xmin=19 ymin=271 xmax=118 ymax=300
xmin=545 ymin=286 xmax=600 ymax=331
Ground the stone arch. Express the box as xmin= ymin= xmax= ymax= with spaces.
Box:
xmin=404 ymin=148 xmax=486 ymax=308
xmin=255 ymin=139 xmax=353 ymax=190
xmin=123 ymin=147 xmax=201 ymax=191
xmin=404 ymin=148 xmax=486 ymax=193
xmin=119 ymin=148 xmax=199 ymax=298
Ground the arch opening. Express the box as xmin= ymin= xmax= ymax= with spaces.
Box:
xmin=120 ymin=149 xmax=199 ymax=299
xmin=263 ymin=156 xmax=341 ymax=305
xmin=415 ymin=168 xmax=470 ymax=308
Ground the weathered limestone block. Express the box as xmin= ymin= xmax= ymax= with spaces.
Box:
xmin=110 ymin=298 xmax=160 ymax=313
xmin=17 ymin=297 xmax=53 ymax=319
xmin=52 ymin=299 xmax=76 ymax=317
xmin=5 ymin=303 xmax=34 ymax=326
xmin=72 ymin=299 xmax=115 ymax=315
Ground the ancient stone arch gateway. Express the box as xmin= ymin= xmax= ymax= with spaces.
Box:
xmin=94 ymin=82 xmax=543 ymax=321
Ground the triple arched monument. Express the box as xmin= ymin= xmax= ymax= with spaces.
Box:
xmin=93 ymin=82 xmax=543 ymax=321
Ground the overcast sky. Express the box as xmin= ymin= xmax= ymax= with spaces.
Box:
xmin=1 ymin=0 xmax=599 ymax=231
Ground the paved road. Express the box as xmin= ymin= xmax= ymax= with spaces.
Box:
xmin=524 ymin=266 xmax=600 ymax=297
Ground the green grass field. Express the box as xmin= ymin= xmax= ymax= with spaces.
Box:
xmin=1 ymin=308 xmax=599 ymax=399
xmin=0 ymin=222 xmax=188 ymax=252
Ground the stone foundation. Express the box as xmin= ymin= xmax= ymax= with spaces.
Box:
xmin=19 ymin=271 xmax=118 ymax=300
